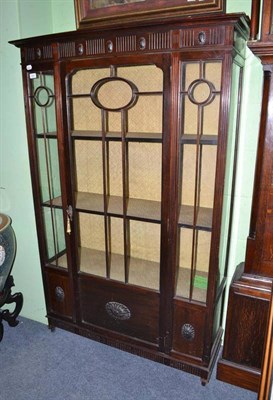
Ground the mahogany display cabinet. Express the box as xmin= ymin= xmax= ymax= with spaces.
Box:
xmin=10 ymin=13 xmax=249 ymax=383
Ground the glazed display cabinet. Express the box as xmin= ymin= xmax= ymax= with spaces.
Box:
xmin=10 ymin=13 xmax=249 ymax=383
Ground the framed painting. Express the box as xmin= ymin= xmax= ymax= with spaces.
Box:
xmin=74 ymin=0 xmax=226 ymax=29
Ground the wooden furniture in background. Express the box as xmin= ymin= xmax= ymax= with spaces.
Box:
xmin=10 ymin=13 xmax=248 ymax=384
xmin=217 ymin=0 xmax=273 ymax=393
xmin=258 ymin=286 xmax=273 ymax=399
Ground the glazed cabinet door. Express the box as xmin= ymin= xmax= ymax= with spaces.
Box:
xmin=171 ymin=51 xmax=243 ymax=361
xmin=24 ymin=66 xmax=73 ymax=320
xmin=64 ymin=55 xmax=171 ymax=345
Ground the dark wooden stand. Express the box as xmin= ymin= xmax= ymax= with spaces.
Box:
xmin=0 ymin=275 xmax=23 ymax=341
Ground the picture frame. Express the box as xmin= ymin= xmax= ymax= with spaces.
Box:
xmin=74 ymin=0 xmax=226 ymax=29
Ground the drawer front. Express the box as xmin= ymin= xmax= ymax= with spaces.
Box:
xmin=79 ymin=276 xmax=159 ymax=344
xmin=45 ymin=270 xmax=73 ymax=319
xmin=172 ymin=301 xmax=206 ymax=358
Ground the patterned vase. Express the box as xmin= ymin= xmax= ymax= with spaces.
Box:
xmin=0 ymin=214 xmax=16 ymax=292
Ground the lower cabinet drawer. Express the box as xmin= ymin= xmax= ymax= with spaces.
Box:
xmin=45 ymin=270 xmax=73 ymax=319
xmin=79 ymin=276 xmax=159 ymax=344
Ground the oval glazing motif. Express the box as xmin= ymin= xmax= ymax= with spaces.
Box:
xmin=188 ymin=79 xmax=216 ymax=106
xmin=90 ymin=77 xmax=139 ymax=111
xmin=34 ymin=86 xmax=54 ymax=108
xmin=105 ymin=301 xmax=131 ymax=321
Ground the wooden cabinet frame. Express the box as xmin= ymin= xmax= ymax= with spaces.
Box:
xmin=10 ymin=14 xmax=248 ymax=385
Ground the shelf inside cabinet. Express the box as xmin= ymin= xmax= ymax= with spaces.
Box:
xmin=42 ymin=197 xmax=62 ymax=208
xmin=43 ymin=194 xmax=212 ymax=230
xmin=71 ymin=130 xmax=162 ymax=143
xmin=79 ymin=246 xmax=159 ymax=291
xmin=35 ymin=132 xmax=58 ymax=139
xmin=181 ymin=134 xmax=218 ymax=145
xmin=47 ymin=250 xmax=68 ymax=269
xmin=178 ymin=205 xmax=213 ymax=231
xmin=75 ymin=192 xmax=161 ymax=223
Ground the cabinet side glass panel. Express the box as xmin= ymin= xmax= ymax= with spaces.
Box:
xmin=69 ymin=64 xmax=163 ymax=290
xmin=176 ymin=60 xmax=222 ymax=302
xmin=28 ymin=71 xmax=67 ymax=268
xmin=218 ymin=62 xmax=241 ymax=284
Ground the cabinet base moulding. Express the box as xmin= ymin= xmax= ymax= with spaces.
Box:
xmin=217 ymin=359 xmax=260 ymax=393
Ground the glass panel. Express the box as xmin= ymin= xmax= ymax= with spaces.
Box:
xmin=31 ymin=73 xmax=56 ymax=134
xmin=42 ymin=207 xmax=66 ymax=268
xmin=77 ymin=212 xmax=125 ymax=281
xmin=36 ymin=138 xmax=61 ymax=203
xmin=69 ymin=64 xmax=163 ymax=290
xmin=218 ymin=63 xmax=241 ymax=283
xmin=177 ymin=228 xmax=210 ymax=302
xmin=128 ymin=221 xmax=160 ymax=290
xmin=176 ymin=60 xmax=222 ymax=302
xmin=28 ymin=70 xmax=67 ymax=268
xmin=129 ymin=143 xmax=162 ymax=202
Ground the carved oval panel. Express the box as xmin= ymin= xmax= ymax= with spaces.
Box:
xmin=90 ymin=77 xmax=139 ymax=111
xmin=55 ymin=286 xmax=65 ymax=302
xmin=105 ymin=301 xmax=131 ymax=321
xmin=181 ymin=323 xmax=195 ymax=341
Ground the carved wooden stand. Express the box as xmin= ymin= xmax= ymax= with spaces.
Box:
xmin=0 ymin=275 xmax=23 ymax=341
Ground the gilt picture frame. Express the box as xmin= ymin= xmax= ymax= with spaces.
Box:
xmin=74 ymin=0 xmax=226 ymax=29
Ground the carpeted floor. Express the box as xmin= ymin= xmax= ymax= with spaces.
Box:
xmin=0 ymin=317 xmax=256 ymax=400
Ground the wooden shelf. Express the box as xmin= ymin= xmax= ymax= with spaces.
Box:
xmin=35 ymin=131 xmax=217 ymax=145
xmin=181 ymin=134 xmax=218 ymax=145
xmin=42 ymin=193 xmax=212 ymax=230
xmin=35 ymin=131 xmax=57 ymax=138
xmin=42 ymin=197 xmax=63 ymax=208
xmin=71 ymin=130 xmax=162 ymax=142
xmin=178 ymin=204 xmax=213 ymax=231
xmin=79 ymin=247 xmax=160 ymax=291
xmin=71 ymin=131 xmax=217 ymax=145
xmin=75 ymin=192 xmax=161 ymax=223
